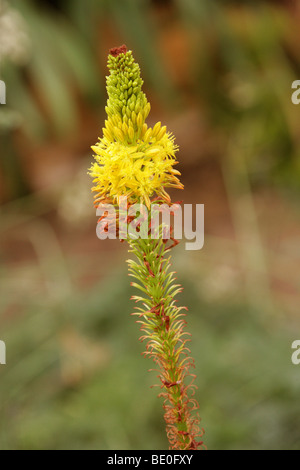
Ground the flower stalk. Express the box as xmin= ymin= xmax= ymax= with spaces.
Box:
xmin=128 ymin=228 xmax=204 ymax=449
xmin=89 ymin=45 xmax=205 ymax=450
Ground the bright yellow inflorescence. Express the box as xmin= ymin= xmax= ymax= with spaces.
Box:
xmin=89 ymin=46 xmax=183 ymax=207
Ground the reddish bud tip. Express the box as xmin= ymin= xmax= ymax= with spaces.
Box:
xmin=109 ymin=44 xmax=128 ymax=57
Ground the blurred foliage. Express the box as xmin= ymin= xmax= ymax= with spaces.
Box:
xmin=0 ymin=247 xmax=299 ymax=450
xmin=1 ymin=0 xmax=300 ymax=199
xmin=2 ymin=0 xmax=103 ymax=138
xmin=174 ymin=0 xmax=300 ymax=188
xmin=1 ymin=0 xmax=174 ymax=138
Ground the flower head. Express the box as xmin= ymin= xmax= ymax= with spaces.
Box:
xmin=89 ymin=45 xmax=183 ymax=207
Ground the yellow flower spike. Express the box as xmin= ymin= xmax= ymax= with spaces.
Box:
xmin=102 ymin=127 xmax=113 ymax=141
xmin=89 ymin=45 xmax=183 ymax=206
xmin=128 ymin=126 xmax=135 ymax=141
xmin=144 ymin=102 xmax=151 ymax=119
xmin=131 ymin=110 xmax=137 ymax=125
xmin=157 ymin=125 xmax=167 ymax=141
xmin=113 ymin=127 xmax=124 ymax=142
xmin=146 ymin=147 xmax=159 ymax=157
xmin=91 ymin=145 xmax=100 ymax=155
xmin=170 ymin=168 xmax=181 ymax=175
xmin=106 ymin=120 xmax=115 ymax=135
xmin=133 ymin=100 xmax=138 ymax=113
xmin=143 ymin=128 xmax=152 ymax=143
xmin=152 ymin=121 xmax=162 ymax=138
xmin=122 ymin=121 xmax=129 ymax=135
xmin=126 ymin=107 xmax=131 ymax=119
xmin=137 ymin=112 xmax=143 ymax=129
xmin=141 ymin=123 xmax=148 ymax=136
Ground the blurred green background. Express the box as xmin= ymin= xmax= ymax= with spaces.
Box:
xmin=1 ymin=0 xmax=300 ymax=450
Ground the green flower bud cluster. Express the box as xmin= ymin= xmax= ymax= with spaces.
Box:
xmin=104 ymin=47 xmax=150 ymax=142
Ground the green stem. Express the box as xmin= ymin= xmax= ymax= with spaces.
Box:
xmin=128 ymin=229 xmax=204 ymax=450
